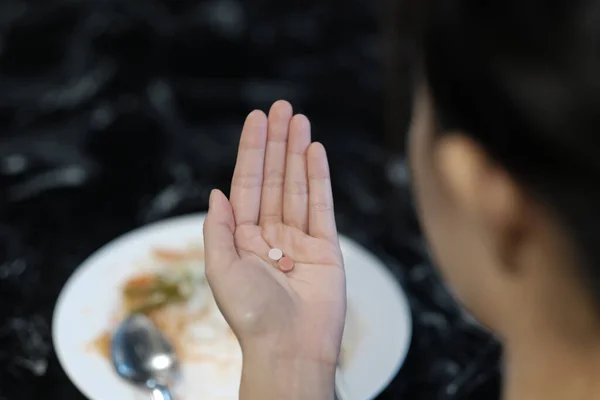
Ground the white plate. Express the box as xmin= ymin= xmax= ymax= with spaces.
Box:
xmin=53 ymin=213 xmax=412 ymax=400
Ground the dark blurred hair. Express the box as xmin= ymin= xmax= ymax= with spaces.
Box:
xmin=421 ymin=1 xmax=600 ymax=298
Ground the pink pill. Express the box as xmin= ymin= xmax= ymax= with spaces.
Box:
xmin=278 ymin=256 xmax=295 ymax=272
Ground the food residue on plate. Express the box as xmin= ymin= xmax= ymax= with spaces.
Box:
xmin=90 ymin=244 xmax=234 ymax=359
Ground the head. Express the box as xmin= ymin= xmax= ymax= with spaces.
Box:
xmin=409 ymin=0 xmax=600 ymax=343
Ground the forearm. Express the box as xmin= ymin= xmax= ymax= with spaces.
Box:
xmin=240 ymin=353 xmax=336 ymax=400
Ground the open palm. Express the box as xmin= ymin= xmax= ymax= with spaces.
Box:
xmin=203 ymin=101 xmax=346 ymax=366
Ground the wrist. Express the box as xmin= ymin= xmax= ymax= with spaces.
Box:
xmin=240 ymin=349 xmax=336 ymax=400
xmin=239 ymin=331 xmax=342 ymax=367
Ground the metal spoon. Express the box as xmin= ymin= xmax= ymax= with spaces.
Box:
xmin=111 ymin=313 xmax=179 ymax=400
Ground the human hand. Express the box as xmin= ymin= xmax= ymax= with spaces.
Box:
xmin=203 ymin=101 xmax=346 ymax=369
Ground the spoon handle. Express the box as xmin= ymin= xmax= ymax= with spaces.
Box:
xmin=148 ymin=382 xmax=174 ymax=400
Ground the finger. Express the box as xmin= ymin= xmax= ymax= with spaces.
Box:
xmin=259 ymin=100 xmax=293 ymax=225
xmin=283 ymin=114 xmax=311 ymax=232
xmin=204 ymin=189 xmax=239 ymax=279
xmin=307 ymin=142 xmax=338 ymax=243
xmin=230 ymin=110 xmax=268 ymax=226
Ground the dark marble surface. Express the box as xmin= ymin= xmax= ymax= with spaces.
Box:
xmin=0 ymin=1 xmax=501 ymax=399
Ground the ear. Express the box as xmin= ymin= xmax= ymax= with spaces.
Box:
xmin=434 ymin=133 xmax=525 ymax=267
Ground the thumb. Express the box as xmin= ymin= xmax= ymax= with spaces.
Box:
xmin=203 ymin=189 xmax=239 ymax=276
